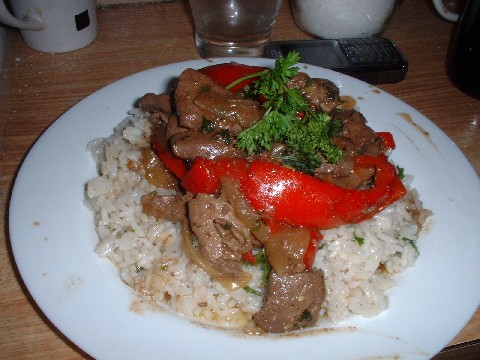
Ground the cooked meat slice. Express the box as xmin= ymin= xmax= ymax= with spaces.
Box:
xmin=194 ymin=92 xmax=265 ymax=131
xmin=362 ymin=136 xmax=385 ymax=156
xmin=188 ymin=194 xmax=255 ymax=277
xmin=253 ymin=270 xmax=325 ymax=333
xmin=287 ymin=72 xmax=310 ymax=90
xmin=170 ymin=130 xmax=246 ymax=160
xmin=149 ymin=119 xmax=188 ymax=183
xmin=312 ymin=109 xmax=384 ymax=189
xmin=138 ymin=92 xmax=172 ymax=114
xmin=264 ymin=226 xmax=311 ymax=277
xmin=220 ymin=177 xmax=269 ymax=246
xmin=313 ymin=136 xmax=375 ymax=189
xmin=151 ymin=118 xmax=170 ymax=150
xmin=302 ymin=78 xmax=340 ymax=113
xmin=141 ymin=192 xmax=186 ymax=223
xmin=316 ymin=165 xmax=375 ymax=190
xmin=314 ymin=136 xmax=356 ymax=178
xmin=287 ymin=73 xmax=340 ymax=113
xmin=174 ymin=68 xmax=234 ymax=130
xmin=165 ymin=114 xmax=188 ymax=139
xmin=333 ymin=109 xmax=384 ymax=156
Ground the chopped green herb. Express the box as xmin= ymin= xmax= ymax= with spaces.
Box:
xmin=255 ymin=249 xmax=272 ymax=287
xmin=201 ymin=119 xmax=232 ymax=144
xmin=402 ymin=237 xmax=420 ymax=255
xmin=135 ymin=265 xmax=144 ymax=272
xmin=216 ymin=129 xmax=232 ymax=144
xmin=396 ymin=165 xmax=405 ymax=180
xmin=225 ymin=70 xmax=269 ymax=91
xmin=280 ymin=111 xmax=342 ymax=173
xmin=243 ymin=286 xmax=261 ymax=296
xmin=232 ymin=52 xmax=342 ymax=173
xmin=353 ymin=232 xmax=365 ymax=246
xmin=243 ymin=249 xmax=272 ymax=286
xmin=299 ymin=309 xmax=313 ymax=322
xmin=201 ymin=118 xmax=215 ymax=133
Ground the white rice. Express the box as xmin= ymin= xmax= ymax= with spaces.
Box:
xmin=84 ymin=109 xmax=433 ymax=330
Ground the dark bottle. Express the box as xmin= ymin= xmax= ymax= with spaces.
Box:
xmin=446 ymin=0 xmax=480 ymax=100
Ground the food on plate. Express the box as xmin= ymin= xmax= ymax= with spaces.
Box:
xmin=85 ymin=53 xmax=433 ymax=334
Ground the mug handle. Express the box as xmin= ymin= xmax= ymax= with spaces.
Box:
xmin=432 ymin=0 xmax=460 ymax=21
xmin=0 ymin=2 xmax=44 ymax=30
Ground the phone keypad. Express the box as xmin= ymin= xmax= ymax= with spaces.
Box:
xmin=338 ymin=38 xmax=404 ymax=65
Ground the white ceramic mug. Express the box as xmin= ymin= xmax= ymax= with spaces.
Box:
xmin=432 ymin=0 xmax=463 ymax=21
xmin=0 ymin=0 xmax=97 ymax=53
xmin=291 ymin=0 xmax=396 ymax=39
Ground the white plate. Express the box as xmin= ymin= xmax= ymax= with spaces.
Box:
xmin=9 ymin=59 xmax=480 ymax=360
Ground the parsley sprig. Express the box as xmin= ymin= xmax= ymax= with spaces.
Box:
xmin=233 ymin=52 xmax=342 ymax=173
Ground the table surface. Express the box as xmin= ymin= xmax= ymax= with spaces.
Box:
xmin=0 ymin=0 xmax=479 ymax=359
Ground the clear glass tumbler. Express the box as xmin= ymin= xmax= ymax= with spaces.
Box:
xmin=189 ymin=0 xmax=282 ymax=57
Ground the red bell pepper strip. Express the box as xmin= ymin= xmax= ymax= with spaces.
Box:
xmin=199 ymin=63 xmax=266 ymax=93
xmin=151 ymin=138 xmax=187 ymax=180
xmin=377 ymin=131 xmax=396 ymax=150
xmin=334 ymin=155 xmax=406 ymax=224
xmin=181 ymin=157 xmax=249 ymax=194
xmin=304 ymin=231 xmax=322 ymax=272
xmin=241 ymin=160 xmax=346 ymax=229
xmin=181 ymin=156 xmax=406 ymax=230
xmin=241 ymin=250 xmax=256 ymax=265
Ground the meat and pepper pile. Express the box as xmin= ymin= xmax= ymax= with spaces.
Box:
xmin=135 ymin=53 xmax=407 ymax=333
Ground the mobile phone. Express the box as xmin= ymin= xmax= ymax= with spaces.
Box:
xmin=264 ymin=38 xmax=408 ymax=84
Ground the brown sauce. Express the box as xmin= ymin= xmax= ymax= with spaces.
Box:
xmin=397 ymin=112 xmax=436 ymax=148
xmin=339 ymin=95 xmax=357 ymax=110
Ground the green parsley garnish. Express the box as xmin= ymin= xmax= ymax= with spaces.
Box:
xmin=396 ymin=165 xmax=405 ymax=180
xmin=255 ymin=249 xmax=272 ymax=287
xmin=243 ymin=286 xmax=262 ymax=296
xmin=231 ymin=52 xmax=342 ymax=173
xmin=243 ymin=249 xmax=272 ymax=287
xmin=353 ymin=232 xmax=365 ymax=246
xmin=402 ymin=237 xmax=420 ymax=255
xmin=281 ymin=110 xmax=342 ymax=173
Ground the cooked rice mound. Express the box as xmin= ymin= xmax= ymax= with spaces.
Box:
xmin=84 ymin=109 xmax=433 ymax=330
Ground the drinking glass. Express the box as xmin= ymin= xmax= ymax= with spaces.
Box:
xmin=189 ymin=0 xmax=282 ymax=57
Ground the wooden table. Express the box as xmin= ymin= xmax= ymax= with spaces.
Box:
xmin=0 ymin=0 xmax=478 ymax=358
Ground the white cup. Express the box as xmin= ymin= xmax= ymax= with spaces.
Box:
xmin=291 ymin=0 xmax=396 ymax=39
xmin=432 ymin=0 xmax=463 ymax=21
xmin=0 ymin=0 xmax=97 ymax=53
